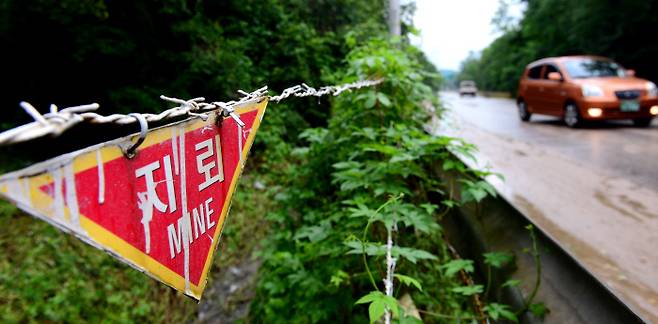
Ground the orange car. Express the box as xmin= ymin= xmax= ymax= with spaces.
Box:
xmin=517 ymin=55 xmax=658 ymax=127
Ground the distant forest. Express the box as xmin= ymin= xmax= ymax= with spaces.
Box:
xmin=458 ymin=0 xmax=658 ymax=94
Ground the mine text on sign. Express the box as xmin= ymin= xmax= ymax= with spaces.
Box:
xmin=0 ymin=99 xmax=268 ymax=299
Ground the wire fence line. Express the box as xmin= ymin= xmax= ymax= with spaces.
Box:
xmin=0 ymin=79 xmax=382 ymax=146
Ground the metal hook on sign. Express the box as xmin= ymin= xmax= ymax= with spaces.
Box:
xmin=123 ymin=113 xmax=148 ymax=158
xmin=213 ymin=102 xmax=245 ymax=127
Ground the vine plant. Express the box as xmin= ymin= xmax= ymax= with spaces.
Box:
xmin=251 ymin=37 xmax=546 ymax=323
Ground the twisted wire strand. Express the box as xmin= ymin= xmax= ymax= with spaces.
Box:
xmin=0 ymin=79 xmax=382 ymax=146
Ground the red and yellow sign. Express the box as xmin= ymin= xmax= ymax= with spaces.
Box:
xmin=0 ymin=99 xmax=268 ymax=299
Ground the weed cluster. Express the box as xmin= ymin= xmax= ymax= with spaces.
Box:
xmin=250 ymin=38 xmax=543 ymax=323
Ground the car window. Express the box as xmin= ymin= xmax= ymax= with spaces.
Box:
xmin=564 ymin=58 xmax=625 ymax=78
xmin=543 ymin=65 xmax=562 ymax=79
xmin=527 ymin=65 xmax=543 ymax=79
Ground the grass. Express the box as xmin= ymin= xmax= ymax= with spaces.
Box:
xmin=0 ymin=164 xmax=273 ymax=323
xmin=0 ymin=198 xmax=192 ymax=322
xmin=211 ymin=172 xmax=273 ymax=268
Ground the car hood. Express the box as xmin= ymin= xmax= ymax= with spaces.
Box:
xmin=570 ymin=77 xmax=650 ymax=91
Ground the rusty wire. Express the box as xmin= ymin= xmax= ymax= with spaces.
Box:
xmin=0 ymin=79 xmax=382 ymax=146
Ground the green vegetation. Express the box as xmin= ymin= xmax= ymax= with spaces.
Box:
xmin=0 ymin=1 xmax=543 ymax=322
xmin=0 ymin=0 xmax=388 ymax=127
xmin=250 ymin=37 xmax=544 ymax=322
xmin=0 ymin=200 xmax=197 ymax=323
xmin=0 ymin=0 xmax=392 ymax=321
xmin=459 ymin=0 xmax=658 ymax=95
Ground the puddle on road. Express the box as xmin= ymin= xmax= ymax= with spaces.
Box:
xmin=513 ymin=194 xmax=658 ymax=321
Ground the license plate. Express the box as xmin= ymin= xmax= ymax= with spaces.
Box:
xmin=620 ymin=100 xmax=640 ymax=112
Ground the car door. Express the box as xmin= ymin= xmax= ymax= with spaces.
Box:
xmin=523 ymin=65 xmax=545 ymax=113
xmin=538 ymin=64 xmax=567 ymax=115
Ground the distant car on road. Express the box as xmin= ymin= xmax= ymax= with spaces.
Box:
xmin=516 ymin=55 xmax=658 ymax=127
xmin=459 ymin=80 xmax=478 ymax=97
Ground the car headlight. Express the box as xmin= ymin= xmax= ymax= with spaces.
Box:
xmin=582 ymin=84 xmax=604 ymax=97
xmin=646 ymin=82 xmax=658 ymax=97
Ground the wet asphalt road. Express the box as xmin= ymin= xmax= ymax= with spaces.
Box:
xmin=436 ymin=92 xmax=658 ymax=321
xmin=441 ymin=92 xmax=658 ymax=192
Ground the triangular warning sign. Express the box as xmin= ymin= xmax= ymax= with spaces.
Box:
xmin=0 ymin=99 xmax=268 ymax=299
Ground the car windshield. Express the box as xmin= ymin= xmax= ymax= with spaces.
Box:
xmin=460 ymin=81 xmax=475 ymax=87
xmin=564 ymin=58 xmax=626 ymax=78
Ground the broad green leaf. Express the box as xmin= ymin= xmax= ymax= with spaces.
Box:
xmin=501 ymin=279 xmax=521 ymax=288
xmin=529 ymin=303 xmax=549 ymax=319
xmin=442 ymin=259 xmax=474 ymax=277
xmin=394 ymin=274 xmax=422 ymax=291
xmin=392 ymin=246 xmax=437 ymax=264
xmin=393 ymin=203 xmax=437 ymax=234
xmin=298 ymin=127 xmax=328 ymax=143
xmin=398 ymin=314 xmax=424 ymax=324
xmin=355 ymin=291 xmax=382 ymax=304
xmin=362 ymin=143 xmax=398 ymax=155
xmin=484 ymin=303 xmax=518 ymax=322
xmin=377 ymin=92 xmax=392 ymax=107
xmin=451 ymin=285 xmax=483 ymax=296
xmin=389 ymin=152 xmax=416 ymax=163
xmin=467 ymin=187 xmax=487 ymax=203
xmin=384 ymin=296 xmax=400 ymax=318
xmin=293 ymin=221 xmax=331 ymax=242
xmin=330 ymin=270 xmax=349 ymax=287
xmin=419 ymin=203 xmax=438 ymax=215
xmin=442 ymin=159 xmax=456 ymax=171
xmin=356 ymin=127 xmax=377 ymax=140
xmin=344 ymin=241 xmax=386 ymax=256
xmin=348 ymin=204 xmax=378 ymax=219
xmin=460 ymin=179 xmax=498 ymax=203
xmin=355 ymin=291 xmax=399 ymax=323
xmin=365 ymin=93 xmax=377 ymax=108
xmin=479 ymin=181 xmax=498 ymax=198
xmin=332 ymin=161 xmax=362 ymax=170
xmin=483 ymin=251 xmax=514 ymax=268
xmin=442 ymin=199 xmax=457 ymax=208
xmin=290 ymin=147 xmax=309 ymax=157
xmin=368 ymin=298 xmax=386 ymax=323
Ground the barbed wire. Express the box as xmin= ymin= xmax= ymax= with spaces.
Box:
xmin=269 ymin=79 xmax=382 ymax=102
xmin=0 ymin=79 xmax=382 ymax=146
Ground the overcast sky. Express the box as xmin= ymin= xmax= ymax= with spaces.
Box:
xmin=411 ymin=0 xmax=523 ymax=71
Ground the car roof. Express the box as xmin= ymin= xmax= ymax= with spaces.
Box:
xmin=526 ymin=55 xmax=612 ymax=69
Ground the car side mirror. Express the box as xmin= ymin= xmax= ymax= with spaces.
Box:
xmin=548 ymin=72 xmax=562 ymax=81
xmin=626 ymin=69 xmax=636 ymax=77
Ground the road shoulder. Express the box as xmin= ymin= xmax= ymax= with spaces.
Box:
xmin=430 ymin=107 xmax=658 ymax=323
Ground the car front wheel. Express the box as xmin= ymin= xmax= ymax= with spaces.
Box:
xmin=564 ymin=103 xmax=581 ymax=128
xmin=518 ymin=101 xmax=531 ymax=121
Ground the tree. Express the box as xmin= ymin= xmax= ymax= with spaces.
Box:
xmin=459 ymin=0 xmax=658 ymax=95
